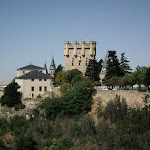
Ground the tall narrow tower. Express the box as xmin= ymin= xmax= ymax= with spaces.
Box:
xmin=64 ymin=41 xmax=96 ymax=74
xmin=49 ymin=56 xmax=56 ymax=76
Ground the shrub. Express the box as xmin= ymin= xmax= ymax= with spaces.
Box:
xmin=9 ymin=115 xmax=27 ymax=137
xmin=46 ymin=81 xmax=96 ymax=119
xmin=0 ymin=82 xmax=22 ymax=107
xmin=103 ymin=96 xmax=128 ymax=123
xmin=15 ymin=133 xmax=37 ymax=150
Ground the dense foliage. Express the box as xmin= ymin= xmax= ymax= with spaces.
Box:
xmin=55 ymin=69 xmax=82 ymax=85
xmin=0 ymin=82 xmax=22 ymax=107
xmin=0 ymin=95 xmax=150 ymax=150
xmin=85 ymin=59 xmax=100 ymax=82
xmin=45 ymin=80 xmax=96 ymax=119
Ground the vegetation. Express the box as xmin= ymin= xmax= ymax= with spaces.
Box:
xmin=55 ymin=69 xmax=82 ymax=85
xmin=85 ymin=59 xmax=100 ymax=82
xmin=0 ymin=82 xmax=22 ymax=107
xmin=45 ymin=80 xmax=96 ymax=120
xmin=0 ymin=95 xmax=150 ymax=149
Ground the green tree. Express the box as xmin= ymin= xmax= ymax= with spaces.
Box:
xmin=0 ymin=82 xmax=22 ymax=107
xmin=55 ymin=71 xmax=68 ymax=85
xmin=120 ymin=52 xmax=132 ymax=75
xmin=54 ymin=64 xmax=63 ymax=81
xmin=105 ymin=50 xmax=123 ymax=80
xmin=144 ymin=67 xmax=150 ymax=90
xmin=134 ymin=66 xmax=147 ymax=89
xmin=46 ymin=81 xmax=96 ymax=119
xmin=66 ymin=69 xmax=82 ymax=84
xmin=106 ymin=76 xmax=119 ymax=89
xmin=85 ymin=59 xmax=100 ymax=82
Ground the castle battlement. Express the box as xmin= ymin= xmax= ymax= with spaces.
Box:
xmin=64 ymin=41 xmax=96 ymax=57
xmin=64 ymin=41 xmax=96 ymax=74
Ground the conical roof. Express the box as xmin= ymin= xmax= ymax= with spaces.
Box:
xmin=103 ymin=51 xmax=109 ymax=68
xmin=50 ymin=56 xmax=56 ymax=70
xmin=44 ymin=62 xmax=48 ymax=74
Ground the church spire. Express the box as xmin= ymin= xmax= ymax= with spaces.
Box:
xmin=44 ymin=60 xmax=48 ymax=74
xmin=50 ymin=55 xmax=56 ymax=70
xmin=49 ymin=55 xmax=56 ymax=76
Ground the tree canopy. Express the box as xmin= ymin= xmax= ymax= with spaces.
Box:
xmin=0 ymin=82 xmax=22 ymax=107
xmin=85 ymin=59 xmax=100 ymax=82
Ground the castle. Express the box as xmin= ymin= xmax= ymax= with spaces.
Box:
xmin=64 ymin=41 xmax=107 ymax=81
xmin=64 ymin=41 xmax=96 ymax=74
xmin=14 ymin=41 xmax=107 ymax=99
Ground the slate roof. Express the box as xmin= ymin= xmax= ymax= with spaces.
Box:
xmin=17 ymin=70 xmax=51 ymax=79
xmin=50 ymin=57 xmax=56 ymax=70
xmin=17 ymin=64 xmax=45 ymax=70
xmin=102 ymin=51 xmax=109 ymax=68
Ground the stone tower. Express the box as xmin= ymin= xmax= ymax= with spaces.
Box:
xmin=64 ymin=41 xmax=96 ymax=74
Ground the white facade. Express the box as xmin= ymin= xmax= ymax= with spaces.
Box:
xmin=15 ymin=64 xmax=53 ymax=99
xmin=15 ymin=78 xmax=52 ymax=99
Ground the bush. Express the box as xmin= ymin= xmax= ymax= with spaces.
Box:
xmin=46 ymin=81 xmax=96 ymax=119
xmin=0 ymin=82 xmax=22 ymax=107
xmin=9 ymin=115 xmax=27 ymax=137
xmin=15 ymin=133 xmax=37 ymax=150
xmin=102 ymin=96 xmax=128 ymax=123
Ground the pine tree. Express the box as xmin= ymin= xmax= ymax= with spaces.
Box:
xmin=0 ymin=82 xmax=22 ymax=107
xmin=120 ymin=52 xmax=132 ymax=75
xmin=85 ymin=59 xmax=100 ymax=82
xmin=105 ymin=50 xmax=123 ymax=80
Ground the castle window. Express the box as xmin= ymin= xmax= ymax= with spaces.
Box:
xmin=31 ymin=87 xmax=34 ymax=91
xmin=44 ymin=79 xmax=47 ymax=81
xmin=86 ymin=63 xmax=88 ymax=66
xmin=44 ymin=86 xmax=47 ymax=91
xmin=32 ymin=93 xmax=34 ymax=98
xmin=79 ymin=63 xmax=80 ymax=66
xmin=39 ymin=79 xmax=42 ymax=81
xmin=31 ymin=79 xmax=34 ymax=81
xmin=39 ymin=86 xmax=42 ymax=91
xmin=72 ymin=63 xmax=74 ymax=66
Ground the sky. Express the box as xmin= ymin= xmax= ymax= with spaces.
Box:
xmin=0 ymin=0 xmax=150 ymax=82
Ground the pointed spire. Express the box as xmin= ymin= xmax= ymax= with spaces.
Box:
xmin=50 ymin=55 xmax=56 ymax=70
xmin=44 ymin=60 xmax=48 ymax=74
xmin=103 ymin=51 xmax=109 ymax=68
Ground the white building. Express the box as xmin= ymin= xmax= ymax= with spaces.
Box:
xmin=15 ymin=64 xmax=53 ymax=99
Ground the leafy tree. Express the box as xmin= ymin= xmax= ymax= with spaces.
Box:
xmin=46 ymin=81 xmax=96 ymax=119
xmin=128 ymin=72 xmax=137 ymax=89
xmin=54 ymin=64 xmax=63 ymax=80
xmin=144 ymin=67 xmax=150 ymax=90
xmin=66 ymin=69 xmax=82 ymax=84
xmin=55 ymin=69 xmax=82 ymax=85
xmin=105 ymin=76 xmax=119 ymax=89
xmin=120 ymin=52 xmax=132 ymax=75
xmin=55 ymin=71 xmax=68 ymax=85
xmin=134 ymin=66 xmax=147 ymax=89
xmin=85 ymin=59 xmax=100 ymax=82
xmin=60 ymin=83 xmax=72 ymax=94
xmin=0 ymin=82 xmax=22 ymax=107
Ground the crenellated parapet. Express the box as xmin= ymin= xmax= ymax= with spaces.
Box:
xmin=64 ymin=41 xmax=96 ymax=74
xmin=64 ymin=41 xmax=96 ymax=57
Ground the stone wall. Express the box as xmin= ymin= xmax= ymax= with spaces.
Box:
xmin=92 ymin=90 xmax=150 ymax=114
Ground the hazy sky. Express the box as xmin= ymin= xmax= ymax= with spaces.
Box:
xmin=0 ymin=0 xmax=150 ymax=82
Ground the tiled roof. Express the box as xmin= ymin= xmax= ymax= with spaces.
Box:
xmin=17 ymin=64 xmax=45 ymax=70
xmin=17 ymin=70 xmax=51 ymax=79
